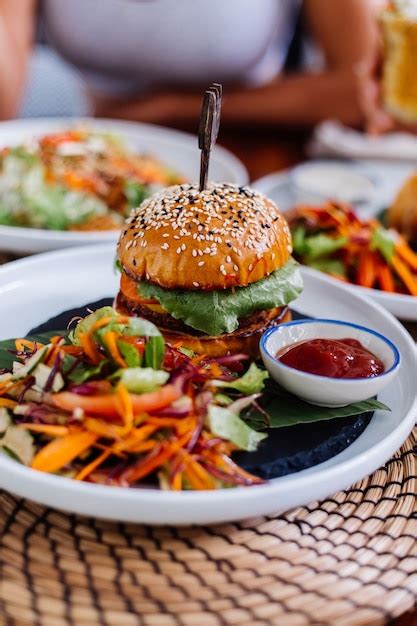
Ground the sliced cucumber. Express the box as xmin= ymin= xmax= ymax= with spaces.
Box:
xmin=33 ymin=363 xmax=64 ymax=392
xmin=117 ymin=367 xmax=169 ymax=393
xmin=13 ymin=345 xmax=50 ymax=378
xmin=0 ymin=408 xmax=11 ymax=434
xmin=0 ymin=425 xmax=34 ymax=465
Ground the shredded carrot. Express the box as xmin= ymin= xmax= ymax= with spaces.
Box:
xmin=75 ymin=448 xmax=112 ymax=481
xmin=115 ymin=383 xmax=134 ymax=432
xmin=181 ymin=452 xmax=215 ymax=490
xmin=395 ymin=240 xmax=417 ymax=271
xmin=60 ymin=345 xmax=84 ymax=356
xmin=0 ymin=398 xmax=17 ymax=409
xmin=122 ymin=432 xmax=191 ymax=484
xmin=391 ymin=255 xmax=417 ymax=295
xmin=171 ymin=471 xmax=183 ymax=491
xmin=45 ymin=338 xmax=65 ymax=367
xmin=376 ymin=262 xmax=395 ymax=293
xmin=0 ymin=379 xmax=24 ymax=397
xmin=89 ymin=316 xmax=128 ymax=334
xmin=191 ymin=354 xmax=207 ymax=366
xmin=113 ymin=424 xmax=159 ymax=452
xmin=104 ymin=331 xmax=127 ymax=368
xmin=19 ymin=424 xmax=70 ymax=436
xmin=15 ymin=339 xmax=40 ymax=352
xmin=122 ymin=439 xmax=157 ymax=454
xmin=357 ymin=250 xmax=376 ymax=288
xmin=146 ymin=417 xmax=181 ymax=427
xmin=84 ymin=418 xmax=126 ymax=439
xmin=78 ymin=332 xmax=104 ymax=365
xmin=31 ymin=431 xmax=98 ymax=473
xmin=52 ymin=385 xmax=180 ymax=418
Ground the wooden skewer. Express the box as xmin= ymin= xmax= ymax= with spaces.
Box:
xmin=198 ymin=83 xmax=222 ymax=191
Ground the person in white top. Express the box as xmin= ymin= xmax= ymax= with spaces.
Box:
xmin=0 ymin=0 xmax=378 ymax=128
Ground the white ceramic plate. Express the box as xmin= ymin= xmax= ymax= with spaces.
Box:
xmin=0 ymin=118 xmax=248 ymax=254
xmin=0 ymin=245 xmax=415 ymax=524
xmin=253 ymin=160 xmax=417 ymax=321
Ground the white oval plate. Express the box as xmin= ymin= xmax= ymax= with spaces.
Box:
xmin=253 ymin=162 xmax=417 ymax=321
xmin=0 ymin=245 xmax=415 ymax=525
xmin=0 ymin=118 xmax=248 ymax=254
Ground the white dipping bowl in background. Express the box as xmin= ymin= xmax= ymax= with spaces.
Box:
xmin=290 ymin=161 xmax=376 ymax=205
xmin=260 ymin=319 xmax=400 ymax=408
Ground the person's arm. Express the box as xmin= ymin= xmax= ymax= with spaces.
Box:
xmin=0 ymin=0 xmax=35 ymax=120
xmin=94 ymin=0 xmax=378 ymax=128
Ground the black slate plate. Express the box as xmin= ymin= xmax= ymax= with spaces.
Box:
xmin=30 ymin=299 xmax=372 ymax=480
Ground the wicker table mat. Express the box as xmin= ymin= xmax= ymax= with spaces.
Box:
xmin=0 ymin=429 xmax=415 ymax=626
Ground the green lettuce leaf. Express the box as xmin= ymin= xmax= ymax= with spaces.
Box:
xmin=72 ymin=307 xmax=161 ymax=347
xmin=144 ymin=336 xmax=165 ymax=369
xmin=303 ymin=233 xmax=347 ymax=260
xmin=72 ymin=307 xmax=117 ymax=344
xmin=370 ymin=227 xmax=396 ymax=263
xmin=117 ymin=340 xmax=142 ymax=367
xmin=139 ymin=258 xmax=303 ymax=335
xmin=206 ymin=405 xmax=267 ymax=452
xmin=309 ymin=258 xmax=347 ymax=277
xmin=0 ymin=148 xmax=112 ymax=230
xmin=68 ymin=359 xmax=110 ymax=385
xmin=124 ymin=180 xmax=148 ymax=209
xmin=213 ymin=363 xmax=269 ymax=394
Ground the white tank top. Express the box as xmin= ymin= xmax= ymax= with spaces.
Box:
xmin=42 ymin=0 xmax=301 ymax=96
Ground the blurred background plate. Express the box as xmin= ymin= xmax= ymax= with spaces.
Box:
xmin=0 ymin=117 xmax=248 ymax=254
xmin=253 ymin=158 xmax=416 ymax=217
xmin=253 ymin=159 xmax=417 ymax=321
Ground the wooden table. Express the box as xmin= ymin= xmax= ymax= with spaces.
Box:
xmin=0 ymin=127 xmax=415 ymax=626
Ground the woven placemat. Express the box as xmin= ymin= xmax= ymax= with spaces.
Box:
xmin=0 ymin=429 xmax=416 ymax=626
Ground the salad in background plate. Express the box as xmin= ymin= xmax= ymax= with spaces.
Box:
xmin=0 ymin=130 xmax=183 ymax=231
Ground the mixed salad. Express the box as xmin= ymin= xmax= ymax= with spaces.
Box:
xmin=0 ymin=307 xmax=270 ymax=489
xmin=0 ymin=130 xmax=183 ymax=231
xmin=0 ymin=307 xmax=389 ymax=490
xmin=288 ymin=201 xmax=417 ymax=295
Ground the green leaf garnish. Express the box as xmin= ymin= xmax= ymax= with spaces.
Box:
xmin=303 ymin=233 xmax=348 ymax=260
xmin=69 ymin=359 xmax=110 ymax=385
xmin=144 ymin=336 xmax=165 ymax=369
xmin=245 ymin=380 xmax=390 ymax=429
xmin=117 ymin=339 xmax=142 ymax=367
xmin=309 ymin=258 xmax=347 ymax=277
xmin=124 ymin=180 xmax=148 ymax=209
xmin=213 ymin=363 xmax=269 ymax=394
xmin=370 ymin=227 xmax=396 ymax=263
xmin=206 ymin=405 xmax=267 ymax=452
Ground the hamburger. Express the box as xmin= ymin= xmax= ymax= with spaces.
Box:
xmin=116 ymin=182 xmax=303 ymax=358
xmin=388 ymin=170 xmax=417 ymax=243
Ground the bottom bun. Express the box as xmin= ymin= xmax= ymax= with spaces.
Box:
xmin=115 ymin=292 xmax=291 ymax=358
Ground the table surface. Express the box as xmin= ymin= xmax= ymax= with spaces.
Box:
xmin=0 ymin=127 xmax=415 ymax=626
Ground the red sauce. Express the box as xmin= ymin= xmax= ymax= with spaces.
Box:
xmin=278 ymin=338 xmax=384 ymax=379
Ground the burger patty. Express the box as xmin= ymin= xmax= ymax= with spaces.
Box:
xmin=115 ymin=289 xmax=285 ymax=337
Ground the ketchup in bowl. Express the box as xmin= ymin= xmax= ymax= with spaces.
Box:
xmin=278 ymin=338 xmax=384 ymax=379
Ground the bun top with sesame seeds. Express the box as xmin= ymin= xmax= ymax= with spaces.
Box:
xmin=117 ymin=182 xmax=293 ymax=290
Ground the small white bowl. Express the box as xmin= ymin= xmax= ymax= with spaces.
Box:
xmin=260 ymin=319 xmax=400 ymax=407
xmin=290 ymin=161 xmax=376 ymax=205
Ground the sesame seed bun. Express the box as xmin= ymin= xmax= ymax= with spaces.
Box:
xmin=117 ymin=182 xmax=292 ymax=290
